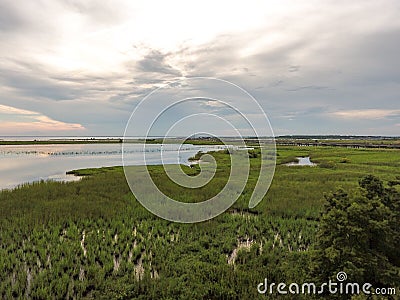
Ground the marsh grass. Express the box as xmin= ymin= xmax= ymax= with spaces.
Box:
xmin=0 ymin=146 xmax=398 ymax=298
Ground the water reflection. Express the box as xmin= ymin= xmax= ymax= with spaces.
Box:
xmin=0 ymin=143 xmax=229 ymax=190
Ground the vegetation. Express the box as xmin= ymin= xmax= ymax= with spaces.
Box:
xmin=0 ymin=146 xmax=399 ymax=298
xmin=276 ymin=135 xmax=400 ymax=145
xmin=311 ymin=175 xmax=400 ymax=297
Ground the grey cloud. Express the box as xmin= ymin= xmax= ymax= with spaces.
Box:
xmin=169 ymin=24 xmax=399 ymax=135
xmin=286 ymin=86 xmax=330 ymax=92
xmin=0 ymin=1 xmax=26 ymax=31
xmin=0 ymin=69 xmax=80 ymax=101
xmin=0 ymin=1 xmax=57 ymax=37
xmin=136 ymin=50 xmax=182 ymax=77
xmin=108 ymin=87 xmax=155 ymax=107
xmin=1 ymin=0 xmax=399 ymax=135
xmin=288 ymin=65 xmax=300 ymax=73
xmin=269 ymin=80 xmax=284 ymax=87
xmin=341 ymin=29 xmax=400 ymax=85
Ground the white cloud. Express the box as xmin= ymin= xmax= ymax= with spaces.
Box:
xmin=0 ymin=104 xmax=85 ymax=134
xmin=330 ymin=109 xmax=400 ymax=119
xmin=0 ymin=104 xmax=35 ymax=115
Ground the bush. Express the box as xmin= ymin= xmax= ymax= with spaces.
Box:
xmin=318 ymin=161 xmax=335 ymax=169
xmin=339 ymin=157 xmax=350 ymax=163
xmin=248 ymin=150 xmax=258 ymax=158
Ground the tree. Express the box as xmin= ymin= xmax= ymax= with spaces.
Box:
xmin=311 ymin=175 xmax=400 ymax=289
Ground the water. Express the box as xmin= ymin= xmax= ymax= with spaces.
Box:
xmin=0 ymin=143 xmax=230 ymax=190
xmin=286 ymin=157 xmax=316 ymax=166
xmin=0 ymin=136 xmax=144 ymax=141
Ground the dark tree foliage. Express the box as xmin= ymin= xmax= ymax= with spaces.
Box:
xmin=312 ymin=175 xmax=400 ymax=289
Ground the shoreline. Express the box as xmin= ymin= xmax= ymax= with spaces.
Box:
xmin=0 ymin=146 xmax=227 ymax=190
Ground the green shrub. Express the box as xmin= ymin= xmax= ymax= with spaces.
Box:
xmin=318 ymin=161 xmax=336 ymax=169
xmin=339 ymin=157 xmax=350 ymax=163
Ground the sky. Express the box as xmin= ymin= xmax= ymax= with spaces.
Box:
xmin=0 ymin=0 xmax=399 ymax=136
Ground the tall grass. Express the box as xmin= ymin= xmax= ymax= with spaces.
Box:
xmin=0 ymin=146 xmax=398 ymax=298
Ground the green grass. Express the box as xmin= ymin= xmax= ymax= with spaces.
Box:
xmin=0 ymin=146 xmax=399 ymax=298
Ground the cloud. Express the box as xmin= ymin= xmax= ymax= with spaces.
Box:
xmin=135 ymin=50 xmax=182 ymax=77
xmin=0 ymin=104 xmax=35 ymax=115
xmin=0 ymin=104 xmax=85 ymax=134
xmin=286 ymin=86 xmax=330 ymax=92
xmin=330 ymin=109 xmax=400 ymax=120
xmin=0 ymin=0 xmax=400 ymax=135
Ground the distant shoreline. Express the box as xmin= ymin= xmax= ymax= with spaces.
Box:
xmin=0 ymin=135 xmax=399 ymax=147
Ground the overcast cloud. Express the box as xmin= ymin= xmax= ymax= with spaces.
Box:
xmin=0 ymin=0 xmax=399 ymax=136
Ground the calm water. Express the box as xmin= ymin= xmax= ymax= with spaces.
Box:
xmin=286 ymin=156 xmax=316 ymax=166
xmin=0 ymin=143 xmax=229 ymax=190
